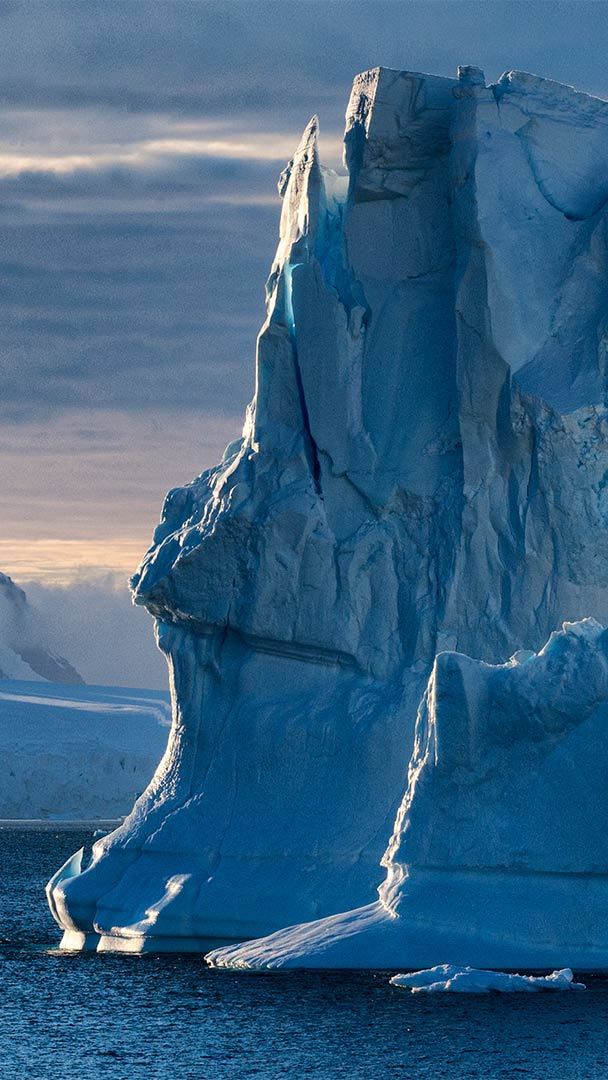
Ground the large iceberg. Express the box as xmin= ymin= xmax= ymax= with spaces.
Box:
xmin=49 ymin=65 xmax=608 ymax=958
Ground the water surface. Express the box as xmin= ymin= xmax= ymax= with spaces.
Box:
xmin=1 ymin=825 xmax=607 ymax=1078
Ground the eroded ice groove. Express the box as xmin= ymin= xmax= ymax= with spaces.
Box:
xmin=208 ymin=621 xmax=608 ymax=970
xmin=49 ymin=64 xmax=608 ymax=955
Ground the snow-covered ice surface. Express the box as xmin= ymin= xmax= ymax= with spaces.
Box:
xmin=0 ymin=680 xmax=170 ymax=819
xmin=390 ymin=967 xmax=586 ymax=993
xmin=49 ymin=64 xmax=608 ymax=959
xmin=0 ymin=572 xmax=83 ymax=684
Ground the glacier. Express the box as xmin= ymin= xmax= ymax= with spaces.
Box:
xmin=0 ymin=572 xmax=83 ymax=684
xmin=48 ymin=64 xmax=608 ymax=962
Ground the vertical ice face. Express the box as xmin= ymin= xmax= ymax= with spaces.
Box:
xmin=457 ymin=70 xmax=608 ymax=408
xmin=130 ymin=64 xmax=608 ymax=675
xmin=343 ymin=68 xmax=461 ymax=500
xmin=49 ymin=65 xmax=608 ymax=955
xmin=444 ymin=70 xmax=608 ymax=660
xmin=129 ymin=68 xmax=469 ymax=675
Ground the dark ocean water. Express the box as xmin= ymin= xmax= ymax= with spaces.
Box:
xmin=1 ymin=825 xmax=608 ymax=1079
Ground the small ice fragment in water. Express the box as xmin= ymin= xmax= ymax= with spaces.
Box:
xmin=390 ymin=966 xmax=586 ymax=993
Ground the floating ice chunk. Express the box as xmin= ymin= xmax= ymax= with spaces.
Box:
xmin=390 ymin=966 xmax=586 ymax=993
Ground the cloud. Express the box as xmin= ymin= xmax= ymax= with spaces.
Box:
xmin=5 ymin=0 xmax=608 ymax=428
xmin=2 ymin=0 xmax=608 ymax=121
xmin=5 ymin=0 xmax=608 ymax=598
xmin=0 ymin=151 xmax=298 ymax=205
xmin=0 ymin=195 xmax=275 ymax=419
xmin=0 ymin=27 xmax=343 ymax=427
xmin=0 ymin=408 xmax=241 ymax=579
xmin=25 ymin=574 xmax=167 ymax=689
xmin=0 ymin=126 xmax=344 ymax=177
xmin=0 ymin=1 xmax=351 ymax=119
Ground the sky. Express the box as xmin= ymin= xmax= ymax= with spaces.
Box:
xmin=3 ymin=0 xmax=608 ymax=682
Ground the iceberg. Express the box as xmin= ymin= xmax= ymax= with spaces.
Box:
xmin=390 ymin=967 xmax=586 ymax=993
xmin=49 ymin=64 xmax=608 ymax=959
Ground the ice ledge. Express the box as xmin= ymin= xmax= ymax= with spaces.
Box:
xmin=207 ymin=619 xmax=608 ymax=970
xmin=495 ymin=68 xmax=608 ymax=110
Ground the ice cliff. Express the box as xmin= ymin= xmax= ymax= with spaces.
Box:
xmin=49 ymin=65 xmax=608 ymax=960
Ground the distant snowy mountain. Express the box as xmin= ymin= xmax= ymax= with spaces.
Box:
xmin=0 ymin=573 xmax=170 ymax=820
xmin=0 ymin=572 xmax=84 ymax=684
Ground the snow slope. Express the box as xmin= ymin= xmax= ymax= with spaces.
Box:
xmin=49 ymin=64 xmax=608 ymax=958
xmin=0 ymin=680 xmax=170 ymax=819
xmin=0 ymin=572 xmax=83 ymax=684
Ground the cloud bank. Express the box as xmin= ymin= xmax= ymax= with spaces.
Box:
xmin=25 ymin=574 xmax=167 ymax=690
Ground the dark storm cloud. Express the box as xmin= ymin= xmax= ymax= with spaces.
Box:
xmin=3 ymin=0 xmax=608 ymax=117
xmin=0 ymin=197 xmax=278 ymax=419
xmin=3 ymin=0 xmax=608 ymax=425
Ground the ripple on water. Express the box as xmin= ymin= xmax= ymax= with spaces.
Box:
xmin=1 ymin=826 xmax=608 ymax=1080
